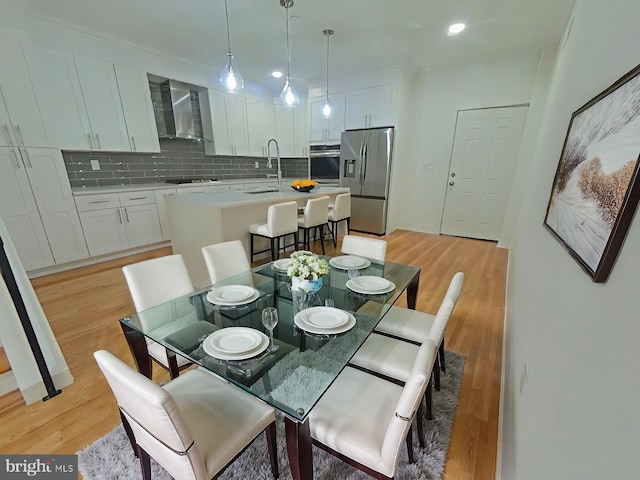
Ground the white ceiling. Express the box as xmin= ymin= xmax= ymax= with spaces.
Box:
xmin=15 ymin=0 xmax=575 ymax=96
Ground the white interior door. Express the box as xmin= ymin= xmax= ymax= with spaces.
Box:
xmin=440 ymin=106 xmax=528 ymax=240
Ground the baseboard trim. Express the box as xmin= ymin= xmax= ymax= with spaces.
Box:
xmin=495 ymin=248 xmax=511 ymax=480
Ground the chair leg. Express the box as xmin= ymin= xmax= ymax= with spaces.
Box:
xmin=250 ymin=234 xmax=255 ymax=263
xmin=166 ymin=349 xmax=180 ymax=379
xmin=405 ymin=425 xmax=414 ymax=463
xmin=425 ymin=380 xmax=433 ymax=420
xmin=266 ymin=422 xmax=279 ymax=479
xmin=330 ymin=221 xmax=337 ymax=246
xmin=270 ymin=238 xmax=276 ymax=261
xmin=137 ymin=446 xmax=152 ymax=480
xmin=346 ymin=217 xmax=350 ymax=234
xmin=433 ymin=356 xmax=441 ymax=391
xmin=416 ymin=402 xmax=425 ymax=448
xmin=120 ymin=411 xmax=138 ymax=458
xmin=319 ymin=224 xmax=325 ymax=254
xmin=439 ymin=339 xmax=446 ymax=372
xmin=294 ymin=231 xmax=299 ymax=252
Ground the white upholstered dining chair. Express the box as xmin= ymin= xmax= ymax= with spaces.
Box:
xmin=94 ymin=350 xmax=279 ymax=480
xmin=374 ymin=271 xmax=464 ymax=383
xmin=249 ymin=201 xmax=299 ymax=262
xmin=202 ymin=240 xmax=251 ymax=284
xmin=122 ymin=254 xmax=197 ymax=379
xmin=297 ymin=195 xmax=330 ymax=254
xmin=340 ymin=234 xmax=387 ymax=262
xmin=308 ymin=341 xmax=437 ymax=479
xmin=327 ymin=193 xmax=351 ymax=246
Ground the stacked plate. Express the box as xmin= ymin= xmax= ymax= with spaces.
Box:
xmin=272 ymin=258 xmax=292 ymax=272
xmin=206 ymin=285 xmax=260 ymax=306
xmin=294 ymin=306 xmax=356 ymax=334
xmin=329 ymin=255 xmax=371 ymax=270
xmin=202 ymin=327 xmax=269 ymax=360
xmin=346 ymin=276 xmax=396 ymax=295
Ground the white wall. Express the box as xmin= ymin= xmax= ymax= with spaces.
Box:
xmin=399 ymin=55 xmax=540 ymax=234
xmin=502 ymin=1 xmax=640 ymax=479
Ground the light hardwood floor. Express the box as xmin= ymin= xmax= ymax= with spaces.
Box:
xmin=0 ymin=230 xmax=507 ymax=479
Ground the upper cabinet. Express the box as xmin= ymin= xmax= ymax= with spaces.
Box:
xmin=246 ymin=98 xmax=276 ymax=157
xmin=202 ymin=89 xmax=250 ymax=156
xmin=30 ymin=45 xmax=159 ymax=152
xmin=275 ymin=105 xmax=308 ymax=157
xmin=114 ymin=65 xmax=160 ymax=153
xmin=345 ymin=84 xmax=397 ymax=130
xmin=0 ymin=30 xmax=51 ymax=148
xmin=309 ymin=93 xmax=346 ymax=142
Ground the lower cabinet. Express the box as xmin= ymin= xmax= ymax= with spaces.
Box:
xmin=76 ymin=191 xmax=162 ymax=256
xmin=0 ymin=147 xmax=88 ymax=270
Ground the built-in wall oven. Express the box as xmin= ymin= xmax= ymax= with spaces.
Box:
xmin=309 ymin=144 xmax=340 ymax=182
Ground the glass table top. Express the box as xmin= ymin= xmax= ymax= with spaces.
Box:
xmin=121 ymin=256 xmax=420 ymax=421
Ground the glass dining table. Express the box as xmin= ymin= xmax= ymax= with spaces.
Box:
xmin=120 ymin=255 xmax=420 ymax=480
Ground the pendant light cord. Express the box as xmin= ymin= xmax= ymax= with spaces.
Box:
xmin=224 ymin=0 xmax=232 ymax=55
xmin=285 ymin=4 xmax=291 ymax=80
xmin=325 ymin=30 xmax=331 ymax=99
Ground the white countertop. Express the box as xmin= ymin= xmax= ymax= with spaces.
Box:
xmin=169 ymin=186 xmax=349 ymax=208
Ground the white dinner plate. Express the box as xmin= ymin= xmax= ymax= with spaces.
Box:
xmin=202 ymin=328 xmax=269 ymax=360
xmin=294 ymin=308 xmax=356 ymax=335
xmin=300 ymin=307 xmax=350 ymax=329
xmin=346 ymin=276 xmax=396 ymax=295
xmin=329 ymin=255 xmax=371 ymax=270
xmin=206 ymin=286 xmax=260 ymax=306
xmin=272 ymin=258 xmax=292 ymax=271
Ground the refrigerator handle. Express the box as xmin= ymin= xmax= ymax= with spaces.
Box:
xmin=358 ymin=140 xmax=365 ymax=185
xmin=362 ymin=140 xmax=368 ymax=184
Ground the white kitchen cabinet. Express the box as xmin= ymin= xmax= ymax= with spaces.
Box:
xmin=114 ymin=65 xmax=160 ymax=153
xmin=76 ymin=190 xmax=162 ymax=256
xmin=275 ymin=104 xmax=308 ymax=157
xmin=0 ymin=30 xmax=51 ymax=148
xmin=0 ymin=147 xmax=88 ymax=270
xmin=246 ymin=99 xmax=277 ymax=157
xmin=205 ymin=89 xmax=249 ymax=156
xmin=309 ymin=93 xmax=346 ymax=142
xmin=154 ymin=188 xmax=177 ymax=240
xmin=176 ymin=184 xmax=231 ymax=195
xmin=345 ymin=84 xmax=397 ymax=130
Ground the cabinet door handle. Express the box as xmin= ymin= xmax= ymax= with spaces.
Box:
xmin=87 ymin=133 xmax=94 ymax=149
xmin=123 ymin=207 xmax=130 ymax=223
xmin=89 ymin=200 xmax=111 ymax=204
xmin=130 ymin=136 xmax=137 ymax=151
xmin=20 ymin=147 xmax=32 ymax=168
xmin=2 ymin=124 xmax=15 ymax=145
xmin=94 ymin=133 xmax=101 ymax=150
xmin=127 ymin=196 xmax=147 ymax=201
xmin=10 ymin=147 xmax=20 ymax=168
xmin=116 ymin=209 xmax=123 ymax=224
xmin=13 ymin=125 xmax=26 ymax=147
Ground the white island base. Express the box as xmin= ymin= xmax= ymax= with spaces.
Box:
xmin=166 ymin=186 xmax=349 ymax=287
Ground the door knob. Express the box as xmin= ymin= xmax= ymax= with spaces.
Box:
xmin=449 ymin=182 xmax=455 ymax=186
xmin=450 ymin=173 xmax=456 ymax=177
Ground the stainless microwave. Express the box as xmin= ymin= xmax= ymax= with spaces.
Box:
xmin=309 ymin=144 xmax=340 ymax=180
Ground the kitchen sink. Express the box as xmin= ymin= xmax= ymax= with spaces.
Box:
xmin=244 ymin=190 xmax=279 ymax=194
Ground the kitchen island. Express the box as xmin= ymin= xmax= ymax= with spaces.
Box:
xmin=166 ymin=186 xmax=349 ymax=287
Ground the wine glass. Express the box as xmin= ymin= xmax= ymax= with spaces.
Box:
xmin=348 ymin=268 xmax=360 ymax=280
xmin=325 ymin=298 xmax=335 ymax=308
xmin=261 ymin=307 xmax=279 ymax=352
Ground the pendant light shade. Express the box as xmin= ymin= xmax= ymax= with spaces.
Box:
xmin=280 ymin=0 xmax=299 ymax=107
xmin=219 ymin=0 xmax=244 ymax=93
xmin=322 ymin=29 xmax=334 ymax=118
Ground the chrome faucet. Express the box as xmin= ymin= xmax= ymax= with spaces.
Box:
xmin=267 ymin=138 xmax=282 ymax=191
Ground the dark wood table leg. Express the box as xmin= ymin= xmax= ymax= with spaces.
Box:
xmin=406 ymin=271 xmax=420 ymax=310
xmin=284 ymin=416 xmax=313 ymax=480
xmin=120 ymin=321 xmax=152 ymax=379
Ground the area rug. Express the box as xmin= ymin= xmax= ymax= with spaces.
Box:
xmin=78 ymin=350 xmax=465 ymax=480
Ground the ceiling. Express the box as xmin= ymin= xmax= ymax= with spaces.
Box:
xmin=15 ymin=0 xmax=575 ymax=97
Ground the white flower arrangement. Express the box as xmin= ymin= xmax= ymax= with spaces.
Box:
xmin=287 ymin=250 xmax=330 ymax=281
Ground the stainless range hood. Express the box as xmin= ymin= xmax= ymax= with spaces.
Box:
xmin=156 ymin=79 xmax=205 ymax=140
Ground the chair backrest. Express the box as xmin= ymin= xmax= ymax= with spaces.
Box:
xmin=202 ymin=240 xmax=251 ymax=284
xmin=445 ymin=271 xmax=465 ymax=304
xmin=301 ymin=196 xmax=330 ymax=227
xmin=427 ymin=271 xmax=464 ymax=346
xmin=94 ymin=350 xmax=207 ymax=480
xmin=380 ymin=340 xmax=437 ymax=474
xmin=341 ymin=234 xmax=387 ymax=261
xmin=266 ymin=201 xmax=298 ymax=236
xmin=331 ymin=193 xmax=351 ymax=220
xmin=122 ymin=254 xmax=196 ymax=335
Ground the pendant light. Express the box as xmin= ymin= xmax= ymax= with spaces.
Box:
xmin=219 ymin=0 xmax=244 ymax=93
xmin=280 ymin=0 xmax=299 ymax=107
xmin=322 ymin=29 xmax=334 ymax=118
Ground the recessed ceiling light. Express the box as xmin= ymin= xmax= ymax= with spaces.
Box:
xmin=272 ymin=71 xmax=283 ymax=78
xmin=447 ymin=23 xmax=466 ymax=36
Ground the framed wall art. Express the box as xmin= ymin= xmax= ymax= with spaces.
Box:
xmin=544 ymin=64 xmax=640 ymax=283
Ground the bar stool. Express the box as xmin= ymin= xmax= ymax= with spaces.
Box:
xmin=328 ymin=193 xmax=351 ymax=246
xmin=297 ymin=196 xmax=330 ymax=254
xmin=249 ymin=201 xmax=299 ymax=262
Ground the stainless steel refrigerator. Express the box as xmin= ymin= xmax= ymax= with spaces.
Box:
xmin=340 ymin=126 xmax=394 ymax=235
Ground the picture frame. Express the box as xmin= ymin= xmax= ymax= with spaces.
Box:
xmin=544 ymin=63 xmax=640 ymax=283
